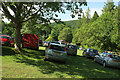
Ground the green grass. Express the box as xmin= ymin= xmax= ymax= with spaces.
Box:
xmin=2 ymin=46 xmax=120 ymax=78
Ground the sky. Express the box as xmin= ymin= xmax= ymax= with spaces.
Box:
xmin=56 ymin=0 xmax=119 ymax=21
xmin=2 ymin=0 xmax=119 ymax=23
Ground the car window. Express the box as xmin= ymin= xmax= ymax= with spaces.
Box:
xmin=93 ymin=50 xmax=98 ymax=53
xmin=89 ymin=49 xmax=98 ymax=53
xmin=50 ymin=45 xmax=65 ymax=51
xmin=103 ymin=53 xmax=107 ymax=57
xmin=100 ymin=53 xmax=103 ymax=56
xmin=1 ymin=36 xmax=9 ymax=39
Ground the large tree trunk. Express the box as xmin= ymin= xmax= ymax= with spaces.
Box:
xmin=15 ymin=23 xmax=21 ymax=51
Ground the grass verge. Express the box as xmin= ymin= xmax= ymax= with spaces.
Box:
xmin=2 ymin=46 xmax=120 ymax=78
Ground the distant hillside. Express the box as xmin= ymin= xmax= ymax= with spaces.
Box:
xmin=50 ymin=20 xmax=79 ymax=29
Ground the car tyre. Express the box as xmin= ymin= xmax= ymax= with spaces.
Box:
xmin=94 ymin=58 xmax=96 ymax=62
xmin=62 ymin=61 xmax=66 ymax=64
xmin=44 ymin=58 xmax=48 ymax=61
xmin=103 ymin=61 xmax=106 ymax=67
xmin=82 ymin=52 xmax=85 ymax=57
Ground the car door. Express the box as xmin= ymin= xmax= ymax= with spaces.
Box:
xmin=97 ymin=53 xmax=104 ymax=64
xmin=99 ymin=53 xmax=106 ymax=64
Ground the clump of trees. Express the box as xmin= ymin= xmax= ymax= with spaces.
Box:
xmin=72 ymin=1 xmax=120 ymax=51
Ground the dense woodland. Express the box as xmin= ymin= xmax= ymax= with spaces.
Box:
xmin=2 ymin=1 xmax=120 ymax=52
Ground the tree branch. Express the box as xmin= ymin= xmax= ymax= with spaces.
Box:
xmin=23 ymin=4 xmax=33 ymax=20
xmin=1 ymin=3 xmax=16 ymax=22
xmin=21 ymin=6 xmax=41 ymax=23
xmin=9 ymin=3 xmax=16 ymax=14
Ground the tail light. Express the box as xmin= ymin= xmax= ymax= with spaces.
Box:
xmin=1 ymin=38 xmax=8 ymax=41
xmin=64 ymin=48 xmax=66 ymax=51
xmin=49 ymin=45 xmax=51 ymax=49
xmin=108 ymin=55 xmax=111 ymax=58
xmin=88 ymin=52 xmax=90 ymax=54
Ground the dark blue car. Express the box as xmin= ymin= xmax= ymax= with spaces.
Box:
xmin=82 ymin=48 xmax=99 ymax=58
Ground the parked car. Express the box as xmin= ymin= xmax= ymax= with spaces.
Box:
xmin=39 ymin=40 xmax=43 ymax=46
xmin=0 ymin=35 xmax=13 ymax=46
xmin=44 ymin=42 xmax=67 ymax=63
xmin=50 ymin=41 xmax=67 ymax=46
xmin=94 ymin=53 xmax=120 ymax=68
xmin=43 ymin=41 xmax=49 ymax=47
xmin=22 ymin=34 xmax=39 ymax=50
xmin=66 ymin=44 xmax=77 ymax=56
xmin=79 ymin=47 xmax=85 ymax=50
xmin=82 ymin=48 xmax=99 ymax=58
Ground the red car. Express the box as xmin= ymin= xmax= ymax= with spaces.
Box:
xmin=22 ymin=34 xmax=39 ymax=50
xmin=0 ymin=35 xmax=14 ymax=47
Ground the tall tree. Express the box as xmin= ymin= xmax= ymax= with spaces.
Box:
xmin=102 ymin=0 xmax=115 ymax=13
xmin=85 ymin=7 xmax=91 ymax=19
xmin=2 ymin=21 xmax=15 ymax=37
xmin=91 ymin=11 xmax=99 ymax=22
xmin=58 ymin=27 xmax=73 ymax=43
xmin=1 ymin=2 xmax=87 ymax=51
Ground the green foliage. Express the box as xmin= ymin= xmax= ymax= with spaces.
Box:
xmin=102 ymin=1 xmax=115 ymax=13
xmin=58 ymin=27 xmax=73 ymax=43
xmin=46 ymin=35 xmax=54 ymax=41
xmin=72 ymin=1 xmax=119 ymax=51
xmin=2 ymin=21 xmax=15 ymax=37
xmin=91 ymin=11 xmax=99 ymax=22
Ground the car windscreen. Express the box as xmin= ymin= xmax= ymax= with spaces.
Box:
xmin=50 ymin=45 xmax=65 ymax=51
xmin=68 ymin=45 xmax=77 ymax=49
xmin=110 ymin=55 xmax=120 ymax=60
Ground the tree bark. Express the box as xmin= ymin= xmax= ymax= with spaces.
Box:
xmin=15 ymin=23 xmax=21 ymax=51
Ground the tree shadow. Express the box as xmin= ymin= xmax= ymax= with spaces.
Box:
xmin=2 ymin=46 xmax=17 ymax=56
xmin=13 ymin=49 xmax=120 ymax=78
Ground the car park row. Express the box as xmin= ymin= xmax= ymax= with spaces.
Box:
xmin=1 ymin=34 xmax=120 ymax=69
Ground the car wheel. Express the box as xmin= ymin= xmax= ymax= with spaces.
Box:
xmin=62 ymin=61 xmax=66 ymax=64
xmin=94 ymin=58 xmax=96 ymax=62
xmin=103 ymin=61 xmax=106 ymax=67
xmin=73 ymin=53 xmax=77 ymax=56
xmin=35 ymin=47 xmax=39 ymax=50
xmin=44 ymin=58 xmax=48 ymax=61
xmin=8 ymin=43 xmax=11 ymax=47
xmin=82 ymin=52 xmax=85 ymax=57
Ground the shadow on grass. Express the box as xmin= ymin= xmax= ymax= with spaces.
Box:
xmin=2 ymin=46 xmax=17 ymax=56
xmin=13 ymin=48 xmax=120 ymax=78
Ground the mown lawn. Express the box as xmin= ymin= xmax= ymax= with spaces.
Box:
xmin=1 ymin=46 xmax=120 ymax=78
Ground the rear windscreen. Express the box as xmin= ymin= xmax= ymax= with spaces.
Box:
xmin=0 ymin=36 xmax=9 ymax=39
xmin=68 ymin=45 xmax=77 ymax=49
xmin=90 ymin=49 xmax=98 ymax=53
xmin=50 ymin=45 xmax=65 ymax=51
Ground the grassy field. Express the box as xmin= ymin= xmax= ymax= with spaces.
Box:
xmin=1 ymin=46 xmax=120 ymax=78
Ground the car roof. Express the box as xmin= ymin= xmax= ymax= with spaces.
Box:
xmin=50 ymin=43 xmax=65 ymax=47
xmin=0 ymin=35 xmax=11 ymax=37
xmin=87 ymin=48 xmax=97 ymax=50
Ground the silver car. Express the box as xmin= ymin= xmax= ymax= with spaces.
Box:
xmin=94 ymin=53 xmax=120 ymax=68
xmin=44 ymin=42 xmax=67 ymax=63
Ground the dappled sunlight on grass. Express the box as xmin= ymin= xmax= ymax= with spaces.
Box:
xmin=2 ymin=46 xmax=120 ymax=78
